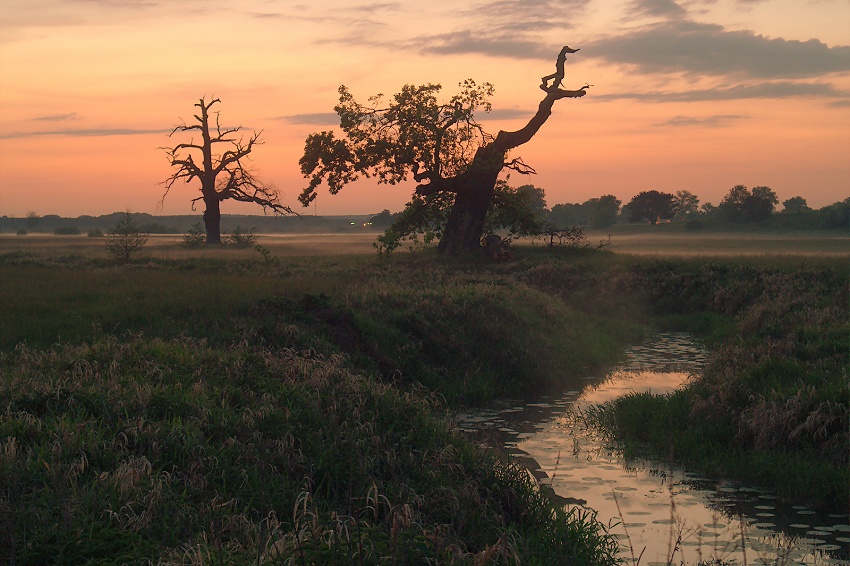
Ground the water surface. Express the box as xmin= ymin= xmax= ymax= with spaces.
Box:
xmin=454 ymin=333 xmax=849 ymax=565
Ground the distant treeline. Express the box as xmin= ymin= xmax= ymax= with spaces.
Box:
xmin=368 ymin=186 xmax=848 ymax=233
xmin=0 ymin=212 xmax=374 ymax=235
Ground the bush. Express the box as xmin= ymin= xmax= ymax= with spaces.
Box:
xmin=183 ymin=222 xmax=206 ymax=247
xmin=225 ymin=225 xmax=258 ymax=248
xmin=16 ymin=228 xmax=27 ymax=236
xmin=105 ymin=211 xmax=149 ymax=264
xmin=87 ymin=228 xmax=104 ymax=238
xmin=53 ymin=226 xmax=80 ymax=235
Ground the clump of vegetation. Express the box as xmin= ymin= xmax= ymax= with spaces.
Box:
xmin=225 ymin=225 xmax=258 ymax=248
xmin=182 ymin=222 xmax=206 ymax=247
xmin=16 ymin=228 xmax=27 ymax=235
xmin=105 ymin=211 xmax=149 ymax=264
xmin=87 ymin=227 xmax=103 ymax=238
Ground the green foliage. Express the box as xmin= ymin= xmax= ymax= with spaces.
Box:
xmin=300 ymin=80 xmax=494 ymax=206
xmin=105 ymin=211 xmax=148 ymax=264
xmin=87 ymin=227 xmax=104 ymax=238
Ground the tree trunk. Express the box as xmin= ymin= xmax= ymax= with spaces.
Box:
xmin=437 ymin=147 xmax=504 ymax=255
xmin=203 ymin=197 xmax=222 ymax=245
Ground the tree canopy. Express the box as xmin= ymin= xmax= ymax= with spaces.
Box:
xmin=719 ymin=184 xmax=778 ymax=222
xmin=300 ymin=47 xmax=589 ymax=254
xmin=627 ymin=190 xmax=676 ymax=224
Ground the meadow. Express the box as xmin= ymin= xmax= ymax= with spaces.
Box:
xmin=0 ymin=231 xmax=847 ymax=564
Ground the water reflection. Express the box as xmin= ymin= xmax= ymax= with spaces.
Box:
xmin=454 ymin=333 xmax=849 ymax=565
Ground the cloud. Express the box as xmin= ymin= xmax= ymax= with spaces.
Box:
xmin=654 ymin=114 xmax=747 ymax=127
xmin=32 ymin=112 xmax=79 ymax=122
xmin=484 ymin=108 xmax=534 ymax=120
xmin=594 ymin=80 xmax=849 ymax=102
xmin=0 ymin=128 xmax=171 ymax=139
xmin=628 ymin=0 xmax=687 ymax=19
xmin=273 ymin=113 xmax=340 ymax=126
xmin=418 ymin=31 xmax=553 ymax=59
xmin=588 ymin=20 xmax=850 ymax=79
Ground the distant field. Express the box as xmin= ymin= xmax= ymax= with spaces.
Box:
xmin=585 ymin=230 xmax=849 ymax=256
xmin=1 ymin=229 xmax=847 ymax=258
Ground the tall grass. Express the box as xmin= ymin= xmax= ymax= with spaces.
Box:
xmin=0 ymin=334 xmax=621 ymax=564
xmin=587 ymin=261 xmax=849 ymax=509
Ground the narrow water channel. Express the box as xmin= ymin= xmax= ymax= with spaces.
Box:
xmin=454 ymin=333 xmax=849 ymax=565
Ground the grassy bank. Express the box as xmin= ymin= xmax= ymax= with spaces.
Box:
xmin=1 ymin=244 xmax=846 ymax=563
xmin=587 ymin=260 xmax=849 ymax=510
xmin=1 ymin=248 xmax=645 ymax=564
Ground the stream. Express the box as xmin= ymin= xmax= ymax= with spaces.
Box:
xmin=454 ymin=333 xmax=849 ymax=565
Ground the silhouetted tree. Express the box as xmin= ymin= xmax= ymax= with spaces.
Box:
xmin=368 ymin=209 xmax=398 ymax=228
xmin=673 ymin=190 xmax=700 ymax=218
xmin=782 ymin=196 xmax=810 ymax=213
xmin=515 ymin=185 xmax=548 ymax=218
xmin=105 ymin=210 xmax=148 ymax=264
xmin=300 ymin=46 xmax=589 ymax=255
xmin=720 ymin=184 xmax=777 ymax=222
xmin=627 ymin=190 xmax=676 ymax=224
xmin=162 ymin=97 xmax=294 ymax=244
xmin=587 ymin=195 xmax=621 ymax=228
xmin=548 ymin=202 xmax=584 ymax=227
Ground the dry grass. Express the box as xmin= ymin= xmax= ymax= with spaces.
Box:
xmin=4 ymin=229 xmax=848 ymax=262
xmin=0 ymin=233 xmax=383 ymax=260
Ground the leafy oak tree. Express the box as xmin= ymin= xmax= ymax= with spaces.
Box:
xmin=627 ymin=190 xmax=676 ymax=224
xmin=161 ymin=97 xmax=293 ymax=244
xmin=299 ymin=46 xmax=589 ymax=255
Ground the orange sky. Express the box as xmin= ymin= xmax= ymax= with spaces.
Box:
xmin=1 ymin=0 xmax=848 ymax=218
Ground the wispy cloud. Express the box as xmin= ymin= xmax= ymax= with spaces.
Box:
xmin=595 ymin=80 xmax=849 ymax=102
xmin=32 ymin=112 xmax=80 ymax=122
xmin=417 ymin=31 xmax=552 ymax=59
xmin=588 ymin=20 xmax=850 ymax=79
xmin=654 ymin=114 xmax=747 ymax=127
xmin=273 ymin=113 xmax=340 ymax=126
xmin=0 ymin=128 xmax=171 ymax=139
xmin=593 ymin=81 xmax=850 ymax=102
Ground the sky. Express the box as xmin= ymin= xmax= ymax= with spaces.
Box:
xmin=1 ymin=0 xmax=848 ymax=218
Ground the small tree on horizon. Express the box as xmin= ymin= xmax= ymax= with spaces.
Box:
xmin=161 ymin=97 xmax=295 ymax=245
xmin=105 ymin=210 xmax=148 ymax=264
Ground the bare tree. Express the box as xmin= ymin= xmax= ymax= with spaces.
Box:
xmin=161 ymin=97 xmax=294 ymax=244
xmin=300 ymin=46 xmax=589 ymax=255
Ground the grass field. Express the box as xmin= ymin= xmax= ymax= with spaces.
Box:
xmin=3 ymin=227 xmax=849 ymax=259
xmin=1 ymin=232 xmax=847 ymax=564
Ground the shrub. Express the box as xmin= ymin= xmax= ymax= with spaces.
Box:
xmin=225 ymin=225 xmax=258 ymax=247
xmin=87 ymin=227 xmax=104 ymax=238
xmin=105 ymin=211 xmax=149 ymax=264
xmin=16 ymin=228 xmax=27 ymax=235
xmin=183 ymin=222 xmax=206 ymax=247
